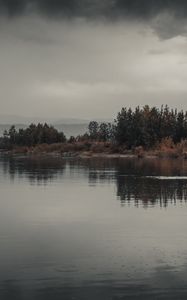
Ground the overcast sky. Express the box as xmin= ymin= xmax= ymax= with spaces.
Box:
xmin=1 ymin=0 xmax=187 ymax=121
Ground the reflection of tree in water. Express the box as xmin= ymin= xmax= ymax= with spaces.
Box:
xmin=74 ymin=157 xmax=187 ymax=208
xmin=68 ymin=158 xmax=117 ymax=185
xmin=114 ymin=158 xmax=187 ymax=207
xmin=0 ymin=155 xmax=65 ymax=184
xmin=1 ymin=155 xmax=187 ymax=206
xmin=116 ymin=176 xmax=187 ymax=208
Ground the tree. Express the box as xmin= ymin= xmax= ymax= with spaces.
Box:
xmin=99 ymin=123 xmax=110 ymax=141
xmin=88 ymin=121 xmax=99 ymax=140
xmin=9 ymin=125 xmax=16 ymax=144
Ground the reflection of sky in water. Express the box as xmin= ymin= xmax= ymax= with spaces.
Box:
xmin=0 ymin=155 xmax=187 ymax=299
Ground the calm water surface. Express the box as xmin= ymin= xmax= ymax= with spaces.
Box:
xmin=1 ymin=155 xmax=187 ymax=299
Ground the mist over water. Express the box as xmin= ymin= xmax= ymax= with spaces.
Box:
xmin=0 ymin=155 xmax=187 ymax=299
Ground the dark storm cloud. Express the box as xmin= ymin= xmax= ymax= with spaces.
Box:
xmin=114 ymin=0 xmax=187 ymax=19
xmin=0 ymin=0 xmax=111 ymax=17
xmin=1 ymin=0 xmax=187 ymax=19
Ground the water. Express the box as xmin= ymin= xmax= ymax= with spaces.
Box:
xmin=1 ymin=155 xmax=187 ymax=299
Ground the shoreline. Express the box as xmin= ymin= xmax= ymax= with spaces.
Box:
xmin=1 ymin=148 xmax=186 ymax=160
xmin=1 ymin=139 xmax=187 ymax=160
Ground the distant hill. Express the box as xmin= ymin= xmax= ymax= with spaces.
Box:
xmin=0 ymin=115 xmax=53 ymax=125
xmin=0 ymin=123 xmax=88 ymax=138
xmin=0 ymin=115 xmax=90 ymax=125
xmin=54 ymin=118 xmax=90 ymax=125
xmin=0 ymin=115 xmax=113 ymax=138
xmin=0 ymin=115 xmax=112 ymax=125
xmin=53 ymin=123 xmax=88 ymax=138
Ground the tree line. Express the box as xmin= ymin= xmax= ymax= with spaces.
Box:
xmin=2 ymin=105 xmax=187 ymax=150
xmin=87 ymin=105 xmax=187 ymax=148
xmin=114 ymin=105 xmax=187 ymax=148
xmin=2 ymin=123 xmax=66 ymax=148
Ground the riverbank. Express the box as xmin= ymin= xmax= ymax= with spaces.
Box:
xmin=2 ymin=139 xmax=187 ymax=159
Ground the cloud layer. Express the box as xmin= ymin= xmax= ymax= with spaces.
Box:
xmin=1 ymin=2 xmax=187 ymax=120
xmin=0 ymin=0 xmax=187 ymax=19
xmin=1 ymin=16 xmax=187 ymax=119
xmin=1 ymin=1 xmax=187 ymax=39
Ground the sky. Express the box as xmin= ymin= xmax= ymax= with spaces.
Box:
xmin=1 ymin=0 xmax=187 ymax=121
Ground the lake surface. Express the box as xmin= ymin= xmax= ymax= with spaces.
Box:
xmin=1 ymin=155 xmax=187 ymax=299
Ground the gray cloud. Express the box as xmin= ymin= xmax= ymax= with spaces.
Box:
xmin=0 ymin=16 xmax=187 ymax=120
xmin=0 ymin=0 xmax=114 ymax=17
xmin=1 ymin=2 xmax=187 ymax=120
xmin=0 ymin=1 xmax=187 ymax=19
xmin=1 ymin=1 xmax=187 ymax=39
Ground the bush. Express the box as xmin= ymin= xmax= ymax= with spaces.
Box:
xmin=134 ymin=146 xmax=145 ymax=158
